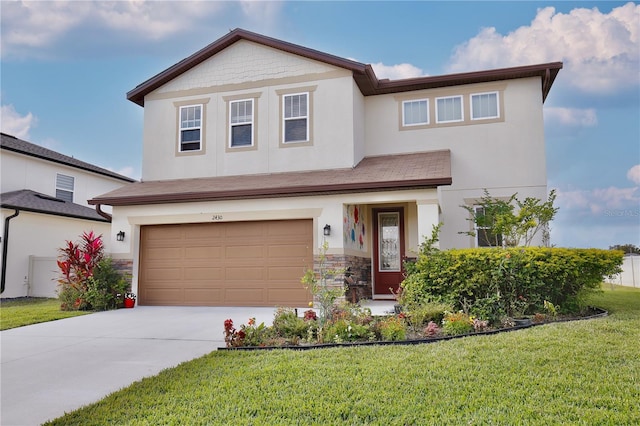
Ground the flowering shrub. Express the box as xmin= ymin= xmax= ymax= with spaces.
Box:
xmin=442 ymin=311 xmax=474 ymax=336
xmin=378 ymin=315 xmax=407 ymax=341
xmin=303 ymin=309 xmax=317 ymax=321
xmin=424 ymin=321 xmax=441 ymax=337
xmin=473 ymin=318 xmax=489 ymax=332
xmin=223 ymin=319 xmax=246 ymax=348
xmin=240 ymin=317 xmax=271 ymax=347
xmin=57 ymin=233 xmax=129 ymax=311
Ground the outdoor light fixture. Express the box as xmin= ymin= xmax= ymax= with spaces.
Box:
xmin=323 ymin=224 xmax=331 ymax=236
xmin=116 ymin=231 xmax=125 ymax=242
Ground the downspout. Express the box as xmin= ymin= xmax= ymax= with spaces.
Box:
xmin=95 ymin=204 xmax=112 ymax=221
xmin=1 ymin=209 xmax=20 ymax=294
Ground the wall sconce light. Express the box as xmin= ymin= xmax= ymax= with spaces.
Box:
xmin=116 ymin=231 xmax=125 ymax=242
xmin=323 ymin=224 xmax=331 ymax=236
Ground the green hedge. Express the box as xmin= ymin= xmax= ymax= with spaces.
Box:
xmin=401 ymin=248 xmax=623 ymax=321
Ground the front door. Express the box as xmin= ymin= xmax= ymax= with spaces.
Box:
xmin=373 ymin=208 xmax=405 ymax=297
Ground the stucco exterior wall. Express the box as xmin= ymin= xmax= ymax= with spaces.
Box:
xmin=141 ymin=41 xmax=358 ymax=181
xmin=364 ymin=77 xmax=547 ymax=249
xmin=108 ymin=188 xmax=439 ymax=294
xmin=0 ymin=210 xmax=112 ymax=298
xmin=1 ymin=150 xmax=127 ymax=211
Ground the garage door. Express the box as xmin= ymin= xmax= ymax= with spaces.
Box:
xmin=139 ymin=220 xmax=313 ymax=306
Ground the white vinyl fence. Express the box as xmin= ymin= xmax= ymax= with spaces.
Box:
xmin=605 ymin=254 xmax=639 ymax=288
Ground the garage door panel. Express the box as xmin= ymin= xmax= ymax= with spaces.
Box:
xmin=144 ymin=268 xmax=183 ymax=281
xmin=184 ymin=267 xmax=223 ymax=280
xmin=184 ymin=246 xmax=223 ymax=260
xmin=140 ymin=220 xmax=312 ymax=306
xmin=145 ymin=247 xmax=183 ymax=261
xmin=184 ymin=289 xmax=222 ymax=305
xmin=224 ymin=288 xmax=266 ymax=305
xmin=142 ymin=288 xmax=183 ymax=305
xmin=225 ymin=245 xmax=264 ymax=259
xmin=225 ymin=266 xmax=265 ymax=280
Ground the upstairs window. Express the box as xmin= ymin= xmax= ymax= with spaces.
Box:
xmin=179 ymin=105 xmax=202 ymax=152
xmin=56 ymin=174 xmax=74 ymax=203
xmin=229 ymin=99 xmax=254 ymax=147
xmin=283 ymin=93 xmax=308 ymax=143
xmin=471 ymin=92 xmax=499 ymax=120
xmin=474 ymin=206 xmax=503 ymax=247
xmin=436 ymin=95 xmax=463 ymax=123
xmin=402 ymin=99 xmax=429 ymax=126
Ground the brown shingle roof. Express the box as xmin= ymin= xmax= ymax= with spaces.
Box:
xmin=127 ymin=28 xmax=562 ymax=106
xmin=1 ymin=133 xmax=136 ymax=183
xmin=1 ymin=190 xmax=109 ymax=222
xmin=89 ymin=150 xmax=451 ymax=207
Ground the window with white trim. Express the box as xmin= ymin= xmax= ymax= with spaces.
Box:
xmin=436 ymin=95 xmax=463 ymax=123
xmin=56 ymin=173 xmax=74 ymax=203
xmin=402 ymin=99 xmax=429 ymax=126
xmin=229 ymin=99 xmax=253 ymax=147
xmin=471 ymin=92 xmax=499 ymax=120
xmin=179 ymin=104 xmax=202 ymax=151
xmin=283 ymin=93 xmax=308 ymax=143
xmin=474 ymin=206 xmax=503 ymax=247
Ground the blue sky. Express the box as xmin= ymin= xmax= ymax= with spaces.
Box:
xmin=1 ymin=1 xmax=638 ymax=249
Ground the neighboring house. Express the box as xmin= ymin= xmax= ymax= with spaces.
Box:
xmin=91 ymin=29 xmax=562 ymax=307
xmin=1 ymin=133 xmax=135 ymax=298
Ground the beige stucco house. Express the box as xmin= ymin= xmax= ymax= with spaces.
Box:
xmin=91 ymin=29 xmax=562 ymax=307
xmin=0 ymin=133 xmax=135 ymax=298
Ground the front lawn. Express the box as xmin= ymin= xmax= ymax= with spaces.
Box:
xmin=46 ymin=286 xmax=640 ymax=425
xmin=0 ymin=298 xmax=89 ymax=330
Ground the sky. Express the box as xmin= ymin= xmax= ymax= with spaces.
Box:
xmin=1 ymin=0 xmax=638 ymax=249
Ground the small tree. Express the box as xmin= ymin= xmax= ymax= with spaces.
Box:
xmin=609 ymin=244 xmax=640 ymax=255
xmin=300 ymin=240 xmax=346 ymax=332
xmin=460 ymin=189 xmax=558 ymax=247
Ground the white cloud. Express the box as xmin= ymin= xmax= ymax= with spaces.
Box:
xmin=0 ymin=0 xmax=280 ymax=59
xmin=0 ymin=104 xmax=35 ymax=139
xmin=370 ymin=62 xmax=425 ymax=80
xmin=627 ymin=165 xmax=640 ymax=185
xmin=447 ymin=2 xmax=639 ymax=93
xmin=544 ymin=107 xmax=598 ymax=127
xmin=556 ymin=185 xmax=639 ymax=216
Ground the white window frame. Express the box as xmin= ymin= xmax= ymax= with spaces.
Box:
xmin=436 ymin=95 xmax=464 ymax=124
xmin=56 ymin=173 xmax=74 ymax=203
xmin=179 ymin=104 xmax=202 ymax=152
xmin=283 ymin=92 xmax=309 ymax=143
xmin=473 ymin=206 xmax=503 ymax=247
xmin=402 ymin=99 xmax=429 ymax=127
xmin=229 ymin=99 xmax=254 ymax=148
xmin=471 ymin=91 xmax=500 ymax=120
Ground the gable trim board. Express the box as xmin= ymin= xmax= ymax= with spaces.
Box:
xmin=127 ymin=28 xmax=562 ymax=107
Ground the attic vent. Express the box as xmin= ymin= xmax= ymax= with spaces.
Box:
xmin=35 ymin=194 xmax=65 ymax=203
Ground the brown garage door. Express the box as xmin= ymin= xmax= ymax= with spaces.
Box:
xmin=139 ymin=220 xmax=313 ymax=306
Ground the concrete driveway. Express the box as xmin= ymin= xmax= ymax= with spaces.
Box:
xmin=0 ymin=305 xmax=278 ymax=426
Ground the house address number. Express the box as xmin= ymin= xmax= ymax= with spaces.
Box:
xmin=211 ymin=214 xmax=224 ymax=221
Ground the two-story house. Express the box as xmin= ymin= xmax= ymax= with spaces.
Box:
xmin=1 ymin=133 xmax=135 ymax=298
xmin=90 ymin=29 xmax=561 ymax=307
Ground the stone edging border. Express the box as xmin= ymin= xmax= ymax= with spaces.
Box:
xmin=218 ymin=307 xmax=608 ymax=352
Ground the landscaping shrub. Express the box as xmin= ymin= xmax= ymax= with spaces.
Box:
xmin=403 ymin=301 xmax=451 ymax=332
xmin=57 ymin=232 xmax=129 ymax=311
xmin=272 ymin=308 xmax=309 ymax=339
xmin=402 ymin=247 xmax=623 ymax=319
xmin=377 ymin=315 xmax=407 ymax=341
xmin=84 ymin=258 xmax=129 ymax=311
xmin=442 ymin=311 xmax=475 ymax=335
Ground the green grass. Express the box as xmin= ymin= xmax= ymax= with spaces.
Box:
xmin=0 ymin=297 xmax=89 ymax=330
xmin=46 ymin=286 xmax=640 ymax=425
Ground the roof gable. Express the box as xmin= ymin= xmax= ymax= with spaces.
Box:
xmin=1 ymin=133 xmax=135 ymax=183
xmin=154 ymin=39 xmax=345 ymax=96
xmin=127 ymin=28 xmax=562 ymax=107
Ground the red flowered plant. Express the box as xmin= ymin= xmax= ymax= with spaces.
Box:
xmin=303 ymin=309 xmax=317 ymax=321
xmin=224 ymin=319 xmax=245 ymax=347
